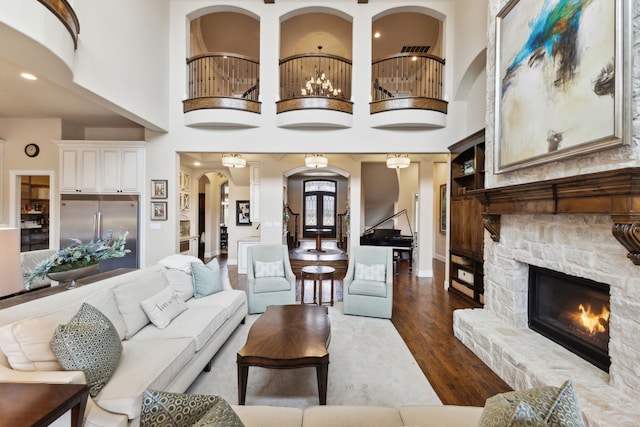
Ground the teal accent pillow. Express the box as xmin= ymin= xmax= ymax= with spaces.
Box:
xmin=140 ymin=390 xmax=244 ymax=427
xmin=479 ymin=380 xmax=585 ymax=427
xmin=191 ymin=258 xmax=223 ymax=298
xmin=50 ymin=303 xmax=123 ymax=397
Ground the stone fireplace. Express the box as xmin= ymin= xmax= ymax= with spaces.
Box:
xmin=453 ymin=170 xmax=640 ymax=425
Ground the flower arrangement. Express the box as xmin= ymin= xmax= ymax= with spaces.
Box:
xmin=26 ymin=231 xmax=130 ymax=289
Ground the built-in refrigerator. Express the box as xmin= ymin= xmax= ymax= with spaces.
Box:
xmin=60 ymin=194 xmax=139 ymax=272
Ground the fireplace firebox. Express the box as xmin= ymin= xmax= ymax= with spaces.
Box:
xmin=528 ymin=266 xmax=610 ymax=372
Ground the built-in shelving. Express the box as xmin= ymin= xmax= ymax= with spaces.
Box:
xmin=20 ymin=176 xmax=50 ymax=252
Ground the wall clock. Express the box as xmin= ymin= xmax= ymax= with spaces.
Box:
xmin=24 ymin=143 xmax=40 ymax=158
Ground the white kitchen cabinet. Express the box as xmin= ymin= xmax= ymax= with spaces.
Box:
xmin=237 ymin=239 xmax=260 ymax=274
xmin=59 ymin=147 xmax=100 ymax=193
xmin=101 ymin=147 xmax=143 ymax=193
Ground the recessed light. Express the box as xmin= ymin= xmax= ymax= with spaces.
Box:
xmin=194 ymin=161 xmax=201 ymax=166
xmin=20 ymin=72 xmax=37 ymax=81
xmin=412 ymin=56 xmax=418 ymax=61
xmin=374 ymin=32 xmax=381 ymax=39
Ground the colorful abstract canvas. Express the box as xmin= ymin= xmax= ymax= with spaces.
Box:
xmin=495 ymin=0 xmax=623 ymax=172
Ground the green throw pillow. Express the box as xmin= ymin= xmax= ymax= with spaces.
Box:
xmin=479 ymin=380 xmax=585 ymax=427
xmin=140 ymin=389 xmax=244 ymax=427
xmin=479 ymin=395 xmax=547 ymax=426
xmin=50 ymin=303 xmax=123 ymax=397
xmin=192 ymin=258 xmax=223 ymax=298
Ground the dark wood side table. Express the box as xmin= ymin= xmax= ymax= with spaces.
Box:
xmin=0 ymin=382 xmax=89 ymax=427
xmin=301 ymin=265 xmax=335 ymax=306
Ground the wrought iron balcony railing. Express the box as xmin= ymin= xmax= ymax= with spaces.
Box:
xmin=371 ymin=53 xmax=447 ymax=114
xmin=184 ymin=53 xmax=260 ymax=114
xmin=278 ymin=53 xmax=353 ymax=114
xmin=37 ymin=0 xmax=80 ymax=49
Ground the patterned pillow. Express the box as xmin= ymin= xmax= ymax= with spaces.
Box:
xmin=354 ymin=263 xmax=386 ymax=282
xmin=254 ymin=260 xmax=285 ymax=278
xmin=479 ymin=396 xmax=547 ymax=426
xmin=140 ymin=390 xmax=244 ymax=427
xmin=191 ymin=259 xmax=224 ymax=298
xmin=50 ymin=303 xmax=123 ymax=397
xmin=479 ymin=380 xmax=585 ymax=427
xmin=140 ymin=287 xmax=187 ymax=329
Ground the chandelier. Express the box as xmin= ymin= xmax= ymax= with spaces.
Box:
xmin=386 ymin=154 xmax=410 ymax=169
xmin=305 ymin=154 xmax=328 ymax=168
xmin=301 ymin=46 xmax=342 ymax=98
xmin=221 ymin=153 xmax=246 ymax=168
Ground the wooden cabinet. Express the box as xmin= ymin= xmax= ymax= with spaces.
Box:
xmin=448 ymin=129 xmax=485 ymax=304
xmin=20 ymin=176 xmax=50 ymax=251
xmin=60 ymin=147 xmax=100 ymax=193
xmin=100 ymin=147 xmax=143 ymax=193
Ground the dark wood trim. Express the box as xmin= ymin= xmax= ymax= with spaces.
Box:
xmin=276 ymin=97 xmax=353 ymax=114
xmin=471 ymin=168 xmax=640 ymax=264
xmin=183 ymin=97 xmax=261 ymax=114
xmin=370 ymin=97 xmax=448 ymax=114
xmin=37 ymin=0 xmax=80 ymax=49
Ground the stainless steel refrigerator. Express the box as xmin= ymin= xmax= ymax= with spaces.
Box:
xmin=60 ymin=194 xmax=139 ymax=272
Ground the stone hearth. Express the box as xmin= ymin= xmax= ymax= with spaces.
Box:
xmin=453 ymin=214 xmax=640 ymax=426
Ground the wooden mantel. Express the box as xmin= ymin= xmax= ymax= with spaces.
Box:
xmin=469 ymin=167 xmax=640 ymax=265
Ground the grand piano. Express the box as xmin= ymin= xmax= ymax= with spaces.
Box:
xmin=360 ymin=209 xmax=414 ymax=273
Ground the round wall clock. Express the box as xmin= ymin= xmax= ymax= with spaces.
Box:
xmin=24 ymin=143 xmax=40 ymax=158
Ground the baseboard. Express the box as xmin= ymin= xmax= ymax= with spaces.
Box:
xmin=415 ymin=269 xmax=433 ymax=278
xmin=227 ymin=258 xmax=238 ymax=266
xmin=434 ymin=254 xmax=446 ymax=263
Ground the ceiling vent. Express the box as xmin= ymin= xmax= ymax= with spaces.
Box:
xmin=400 ymin=46 xmax=431 ymax=54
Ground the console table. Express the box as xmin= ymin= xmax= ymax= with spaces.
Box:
xmin=0 ymin=383 xmax=89 ymax=427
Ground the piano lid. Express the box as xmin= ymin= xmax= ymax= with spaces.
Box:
xmin=363 ymin=209 xmax=414 ymax=238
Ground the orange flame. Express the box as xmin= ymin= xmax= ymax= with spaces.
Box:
xmin=577 ymin=304 xmax=610 ymax=335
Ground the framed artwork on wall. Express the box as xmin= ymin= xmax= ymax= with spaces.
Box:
xmin=151 ymin=180 xmax=168 ymax=199
xmin=439 ymin=184 xmax=447 ymax=233
xmin=494 ymin=0 xmax=630 ymax=173
xmin=151 ymin=201 xmax=167 ymax=221
xmin=236 ymin=200 xmax=251 ymax=226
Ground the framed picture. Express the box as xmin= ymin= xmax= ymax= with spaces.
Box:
xmin=439 ymin=184 xmax=447 ymax=233
xmin=494 ymin=0 xmax=630 ymax=173
xmin=151 ymin=201 xmax=167 ymax=221
xmin=151 ymin=179 xmax=168 ymax=199
xmin=236 ymin=200 xmax=251 ymax=226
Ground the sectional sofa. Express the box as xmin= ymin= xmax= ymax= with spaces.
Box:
xmin=0 ymin=257 xmax=248 ymax=427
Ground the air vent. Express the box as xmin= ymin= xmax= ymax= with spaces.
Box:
xmin=400 ymin=46 xmax=431 ymax=54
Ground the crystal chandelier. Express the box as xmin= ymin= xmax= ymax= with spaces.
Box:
xmin=301 ymin=46 xmax=342 ymax=98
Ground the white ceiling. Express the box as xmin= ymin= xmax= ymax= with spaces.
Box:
xmin=0 ymin=56 xmax=138 ymax=127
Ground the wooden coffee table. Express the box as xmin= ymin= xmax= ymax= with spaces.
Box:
xmin=237 ymin=304 xmax=331 ymax=405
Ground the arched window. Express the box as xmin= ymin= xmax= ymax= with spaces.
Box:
xmin=303 ymin=180 xmax=336 ymax=238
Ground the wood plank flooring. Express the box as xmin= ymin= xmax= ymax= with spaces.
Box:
xmin=226 ymin=255 xmax=511 ymax=407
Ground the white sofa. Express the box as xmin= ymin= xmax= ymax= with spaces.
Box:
xmin=0 ymin=262 xmax=248 ymax=427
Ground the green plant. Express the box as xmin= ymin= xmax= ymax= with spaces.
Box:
xmin=26 ymin=231 xmax=130 ymax=289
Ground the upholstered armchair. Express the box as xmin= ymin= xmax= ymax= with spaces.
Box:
xmin=343 ymin=245 xmax=394 ymax=319
xmin=246 ymin=244 xmax=296 ymax=314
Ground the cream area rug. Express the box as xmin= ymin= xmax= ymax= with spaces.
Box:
xmin=187 ymin=303 xmax=442 ymax=408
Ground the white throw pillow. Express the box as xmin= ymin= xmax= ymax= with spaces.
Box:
xmin=157 ymin=254 xmax=203 ymax=273
xmin=112 ymin=269 xmax=168 ymax=339
xmin=354 ymin=263 xmax=386 ymax=282
xmin=140 ymin=287 xmax=187 ymax=329
xmin=164 ymin=268 xmax=195 ymax=301
xmin=254 ymin=260 xmax=285 ymax=278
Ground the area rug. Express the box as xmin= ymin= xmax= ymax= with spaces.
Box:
xmin=187 ymin=303 xmax=442 ymax=408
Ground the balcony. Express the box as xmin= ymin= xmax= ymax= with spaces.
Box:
xmin=370 ymin=53 xmax=447 ymax=128
xmin=183 ymin=53 xmax=260 ymax=127
xmin=277 ymin=53 xmax=353 ymax=128
xmin=37 ymin=0 xmax=79 ymax=49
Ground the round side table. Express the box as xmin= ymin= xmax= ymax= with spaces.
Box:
xmin=301 ymin=265 xmax=335 ymax=306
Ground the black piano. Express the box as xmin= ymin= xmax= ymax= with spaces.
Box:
xmin=360 ymin=209 xmax=414 ymax=273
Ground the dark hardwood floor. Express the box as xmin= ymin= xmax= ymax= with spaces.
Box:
xmin=225 ymin=254 xmax=511 ymax=407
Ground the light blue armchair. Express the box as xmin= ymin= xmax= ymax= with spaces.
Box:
xmin=343 ymin=246 xmax=394 ymax=319
xmin=246 ymin=244 xmax=296 ymax=314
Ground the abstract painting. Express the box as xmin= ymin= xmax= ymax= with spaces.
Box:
xmin=495 ymin=0 xmax=627 ymax=172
